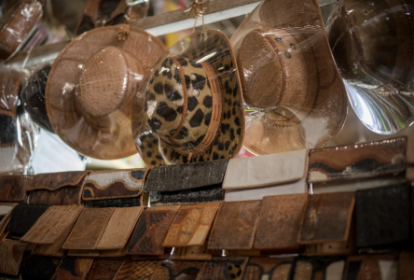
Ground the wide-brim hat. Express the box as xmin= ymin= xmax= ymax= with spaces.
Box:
xmin=326 ymin=0 xmax=414 ymax=134
xmin=233 ymin=0 xmax=347 ymax=155
xmin=133 ymin=30 xmax=245 ymax=167
xmin=46 ymin=25 xmax=165 ymax=159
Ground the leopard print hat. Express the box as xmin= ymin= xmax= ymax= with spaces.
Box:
xmin=133 ymin=30 xmax=245 ymax=167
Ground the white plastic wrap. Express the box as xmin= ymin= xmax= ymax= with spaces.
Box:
xmin=0 ymin=67 xmax=38 ymax=174
xmin=327 ymin=0 xmax=414 ymax=134
xmin=0 ymin=0 xmax=43 ymax=60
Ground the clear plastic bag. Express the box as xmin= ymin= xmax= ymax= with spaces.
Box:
xmin=76 ymin=0 xmax=149 ymax=35
xmin=132 ymin=30 xmax=245 ymax=167
xmin=0 ymin=0 xmax=43 ymax=60
xmin=46 ymin=25 xmax=165 ymax=160
xmin=230 ymin=0 xmax=348 ymax=155
xmin=326 ymin=0 xmax=414 ymax=134
xmin=21 ymin=64 xmax=54 ymax=133
xmin=0 ymin=67 xmax=38 ymax=174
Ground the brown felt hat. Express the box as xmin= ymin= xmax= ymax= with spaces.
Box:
xmin=133 ymin=30 xmax=245 ymax=166
xmin=46 ymin=25 xmax=166 ymax=159
xmin=236 ymin=0 xmax=348 ymax=155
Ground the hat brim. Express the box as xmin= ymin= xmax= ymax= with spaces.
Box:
xmin=238 ymin=0 xmax=348 ymax=155
xmin=134 ymin=30 xmax=245 ymax=166
xmin=46 ymin=25 xmax=166 ymax=160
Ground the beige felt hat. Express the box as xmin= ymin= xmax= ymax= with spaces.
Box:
xmin=46 ymin=25 xmax=166 ymax=159
xmin=235 ymin=0 xmax=348 ymax=155
xmin=133 ymin=30 xmax=245 ymax=167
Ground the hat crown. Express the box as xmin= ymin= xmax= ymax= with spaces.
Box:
xmin=146 ymin=56 xmax=218 ymax=154
xmin=239 ymin=29 xmax=315 ymax=121
xmin=77 ymin=46 xmax=140 ymax=130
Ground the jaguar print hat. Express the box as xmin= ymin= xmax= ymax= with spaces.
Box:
xmin=46 ymin=25 xmax=165 ymax=160
xmin=232 ymin=0 xmax=347 ymax=155
xmin=133 ymin=30 xmax=245 ymax=166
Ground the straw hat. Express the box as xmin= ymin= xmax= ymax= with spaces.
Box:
xmin=236 ymin=0 xmax=348 ymax=155
xmin=134 ymin=30 xmax=245 ymax=166
xmin=46 ymin=25 xmax=165 ymax=159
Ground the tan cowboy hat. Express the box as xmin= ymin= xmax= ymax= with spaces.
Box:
xmin=46 ymin=25 xmax=166 ymax=159
xmin=233 ymin=0 xmax=348 ymax=155
xmin=327 ymin=0 xmax=414 ymax=134
xmin=133 ymin=30 xmax=245 ymax=167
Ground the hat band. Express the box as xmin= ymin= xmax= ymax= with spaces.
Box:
xmin=171 ymin=61 xmax=222 ymax=157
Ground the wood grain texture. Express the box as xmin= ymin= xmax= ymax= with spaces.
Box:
xmin=96 ymin=207 xmax=143 ymax=250
xmin=255 ymin=194 xmax=307 ymax=250
xmin=298 ymin=192 xmax=355 ymax=244
xmin=62 ymin=208 xmax=114 ymax=250
xmin=208 ymin=201 xmax=262 ymax=250
xmin=163 ymin=203 xmax=220 ymax=247
xmin=21 ymin=205 xmax=83 ymax=245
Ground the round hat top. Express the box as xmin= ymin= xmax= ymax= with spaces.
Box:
xmin=77 ymin=46 xmax=132 ymax=118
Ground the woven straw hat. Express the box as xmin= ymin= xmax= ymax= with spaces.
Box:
xmin=133 ymin=30 xmax=245 ymax=166
xmin=46 ymin=25 xmax=165 ymax=159
xmin=236 ymin=0 xmax=347 ymax=155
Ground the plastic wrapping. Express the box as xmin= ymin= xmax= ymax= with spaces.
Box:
xmin=21 ymin=64 xmax=54 ymax=133
xmin=326 ymin=0 xmax=414 ymax=135
xmin=230 ymin=0 xmax=348 ymax=155
xmin=0 ymin=67 xmax=38 ymax=175
xmin=132 ymin=30 xmax=245 ymax=167
xmin=0 ymin=0 xmax=43 ymax=60
xmin=45 ymin=25 xmax=165 ymax=160
xmin=76 ymin=0 xmax=149 ymax=36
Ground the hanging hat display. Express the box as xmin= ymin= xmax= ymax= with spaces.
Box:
xmin=21 ymin=65 xmax=54 ymax=133
xmin=133 ymin=30 xmax=245 ymax=167
xmin=45 ymin=25 xmax=166 ymax=160
xmin=76 ymin=0 xmax=149 ymax=35
xmin=231 ymin=0 xmax=348 ymax=155
xmin=326 ymin=0 xmax=414 ymax=134
xmin=0 ymin=1 xmax=43 ymax=60
xmin=0 ymin=68 xmax=37 ymax=174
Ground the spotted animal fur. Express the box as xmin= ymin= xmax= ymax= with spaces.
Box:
xmin=138 ymin=31 xmax=244 ymax=167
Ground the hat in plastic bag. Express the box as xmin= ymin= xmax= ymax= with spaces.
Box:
xmin=76 ymin=0 xmax=131 ymax=35
xmin=46 ymin=25 xmax=166 ymax=159
xmin=233 ymin=0 xmax=347 ymax=155
xmin=134 ymin=30 xmax=245 ymax=166
xmin=0 ymin=1 xmax=42 ymax=60
xmin=0 ymin=68 xmax=36 ymax=174
xmin=327 ymin=0 xmax=414 ymax=134
xmin=21 ymin=65 xmax=54 ymax=133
